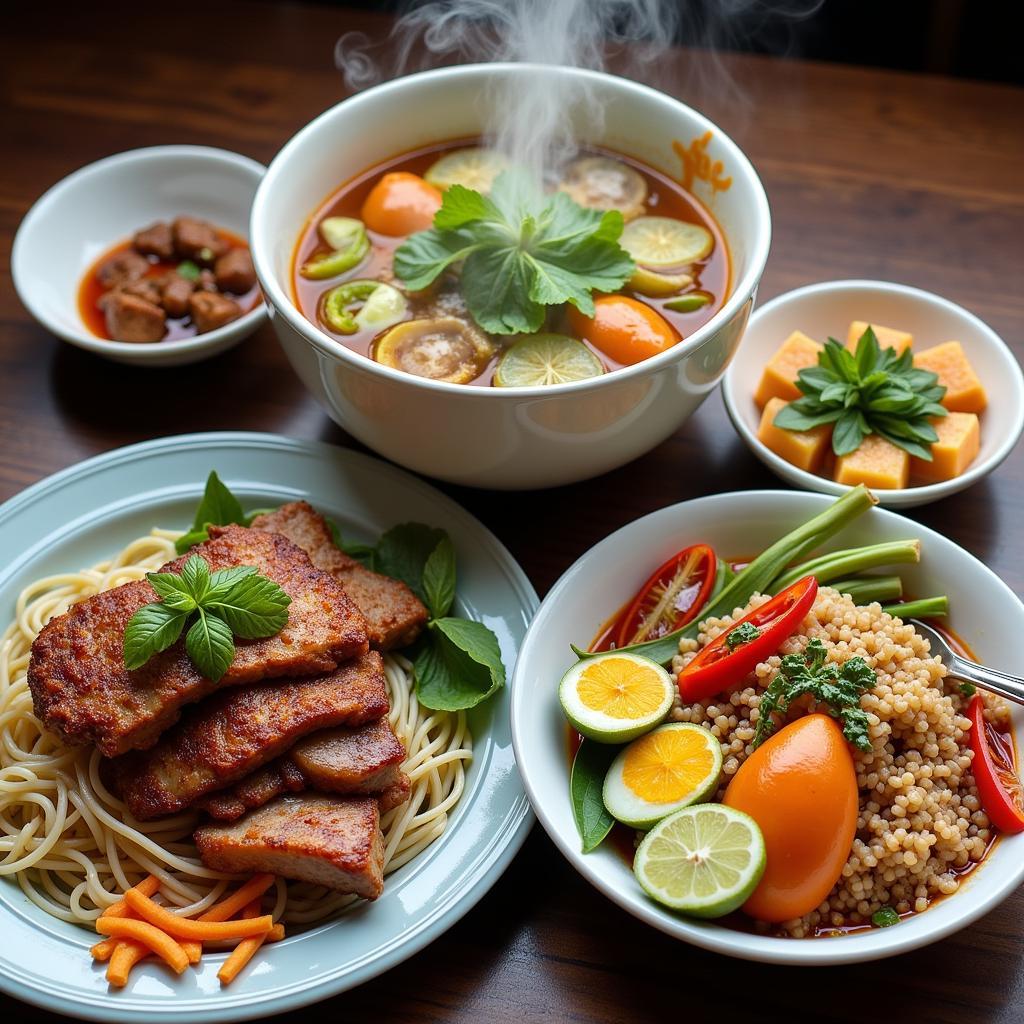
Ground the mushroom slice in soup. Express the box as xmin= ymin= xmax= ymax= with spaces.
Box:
xmin=373 ymin=317 xmax=494 ymax=384
xmin=558 ymin=156 xmax=647 ymax=220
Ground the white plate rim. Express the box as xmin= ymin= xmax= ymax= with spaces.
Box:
xmin=0 ymin=431 xmax=538 ymax=1021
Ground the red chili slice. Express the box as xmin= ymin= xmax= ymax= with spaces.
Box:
xmin=616 ymin=544 xmax=716 ymax=648
xmin=677 ymin=575 xmax=819 ymax=703
xmin=967 ymin=694 xmax=1024 ymax=834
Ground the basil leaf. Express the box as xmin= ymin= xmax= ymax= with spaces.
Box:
xmin=185 ymin=609 xmax=235 ymax=682
xmin=832 ymin=409 xmax=866 ymax=456
xmin=773 ymin=404 xmax=843 ymax=432
xmin=375 ymin=523 xmax=447 ymax=603
xmin=175 ymin=471 xmax=247 ymax=553
xmin=422 ymin=536 xmax=457 ymax=620
xmin=175 ymin=527 xmax=211 ymax=555
xmin=179 ymin=555 xmax=211 ymax=603
xmin=123 ymin=603 xmax=188 ymax=670
xmin=414 ymin=617 xmax=505 ymax=711
xmin=146 ymin=571 xmax=197 ymax=612
xmin=207 ymin=575 xmax=291 ymax=638
xmin=571 ymin=739 xmax=618 ymax=853
xmin=205 ymin=565 xmax=259 ymax=602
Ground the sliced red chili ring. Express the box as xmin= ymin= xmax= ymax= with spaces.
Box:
xmin=677 ymin=575 xmax=819 ymax=703
xmin=616 ymin=543 xmax=717 ymax=648
xmin=967 ymin=694 xmax=1024 ymax=834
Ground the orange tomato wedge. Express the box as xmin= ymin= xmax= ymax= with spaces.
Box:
xmin=567 ymin=295 xmax=679 ymax=365
xmin=361 ymin=172 xmax=442 ymax=236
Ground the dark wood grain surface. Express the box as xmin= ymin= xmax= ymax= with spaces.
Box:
xmin=2 ymin=3 xmax=1023 ymax=1021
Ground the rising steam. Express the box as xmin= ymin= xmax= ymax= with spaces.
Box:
xmin=335 ymin=0 xmax=822 ymax=184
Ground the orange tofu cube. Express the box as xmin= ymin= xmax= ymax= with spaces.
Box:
xmin=913 ymin=341 xmax=987 ymax=413
xmin=834 ymin=434 xmax=910 ymax=490
xmin=754 ymin=331 xmax=821 ymax=408
xmin=911 ymin=412 xmax=980 ymax=482
xmin=846 ymin=321 xmax=913 ymax=354
xmin=757 ymin=397 xmax=832 ymax=473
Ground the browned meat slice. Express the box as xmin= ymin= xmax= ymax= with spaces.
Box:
xmin=133 ymin=221 xmax=174 ymax=260
xmin=104 ymin=652 xmax=388 ymax=820
xmin=189 ymin=290 xmax=241 ymax=333
xmin=197 ymin=718 xmax=410 ymax=822
xmin=161 ymin=273 xmax=195 ymax=317
xmin=214 ymin=249 xmax=256 ymax=294
xmin=194 ymin=795 xmax=384 ymax=899
xmin=251 ymin=502 xmax=428 ymax=651
xmin=97 ymin=250 xmax=149 ymax=289
xmin=172 ymin=216 xmax=229 ymax=262
xmin=28 ymin=525 xmax=368 ymax=756
xmin=99 ymin=291 xmax=166 ymax=343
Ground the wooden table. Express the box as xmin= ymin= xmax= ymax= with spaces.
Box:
xmin=2 ymin=4 xmax=1023 ymax=1021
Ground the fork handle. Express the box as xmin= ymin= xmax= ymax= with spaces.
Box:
xmin=947 ymin=653 xmax=1024 ymax=707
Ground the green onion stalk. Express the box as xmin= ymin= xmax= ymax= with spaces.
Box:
xmin=883 ymin=597 xmax=949 ymax=619
xmin=827 ymin=575 xmax=904 ymax=605
xmin=771 ymin=540 xmax=921 ymax=593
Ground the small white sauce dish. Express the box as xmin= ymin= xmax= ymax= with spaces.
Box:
xmin=721 ymin=280 xmax=1024 ymax=508
xmin=12 ymin=145 xmax=267 ymax=368
xmin=510 ymin=489 xmax=1024 ymax=965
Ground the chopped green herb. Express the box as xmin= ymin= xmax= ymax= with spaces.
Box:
xmin=725 ymin=621 xmax=761 ymax=651
xmin=960 ymin=682 xmax=977 ymax=698
xmin=871 ymin=906 xmax=900 ymax=928
xmin=773 ymin=327 xmax=948 ymax=460
xmin=198 ymin=246 xmax=214 ymax=263
xmin=124 ymin=555 xmax=290 ymax=682
xmin=754 ymin=638 xmax=875 ymax=752
xmin=177 ymin=260 xmax=201 ymax=281
xmin=664 ymin=293 xmax=710 ymax=313
xmin=394 ymin=170 xmax=634 ymax=335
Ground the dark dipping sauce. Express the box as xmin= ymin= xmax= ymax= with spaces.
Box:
xmin=78 ymin=231 xmax=260 ymax=343
xmin=570 ymin=604 xmax=1011 ymax=939
xmin=291 ymin=138 xmax=731 ymax=386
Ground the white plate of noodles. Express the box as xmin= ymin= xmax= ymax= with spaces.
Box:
xmin=0 ymin=432 xmax=537 ymax=1022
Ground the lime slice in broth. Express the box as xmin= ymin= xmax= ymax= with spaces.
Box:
xmin=494 ymin=334 xmax=605 ymax=388
xmin=622 ymin=217 xmax=713 ymax=268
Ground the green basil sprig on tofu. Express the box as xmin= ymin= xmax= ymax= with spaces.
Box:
xmin=124 ymin=555 xmax=291 ymax=682
xmin=342 ymin=523 xmax=507 ymax=712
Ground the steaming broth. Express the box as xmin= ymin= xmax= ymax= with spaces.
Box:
xmin=292 ymin=138 xmax=730 ymax=386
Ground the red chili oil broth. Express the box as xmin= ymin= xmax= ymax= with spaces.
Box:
xmin=291 ymin=138 xmax=732 ymax=385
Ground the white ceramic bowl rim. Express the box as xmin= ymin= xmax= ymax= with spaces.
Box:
xmin=721 ymin=279 xmax=1024 ymax=502
xmin=250 ymin=62 xmax=772 ymax=399
xmin=511 ymin=489 xmax=1024 ymax=965
xmin=12 ymin=145 xmax=268 ymax=358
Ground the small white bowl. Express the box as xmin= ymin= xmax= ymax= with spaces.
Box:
xmin=721 ymin=280 xmax=1024 ymax=508
xmin=12 ymin=146 xmax=267 ymax=368
xmin=510 ymin=489 xmax=1024 ymax=965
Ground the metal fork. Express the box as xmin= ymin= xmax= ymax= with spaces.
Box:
xmin=911 ymin=619 xmax=1024 ymax=707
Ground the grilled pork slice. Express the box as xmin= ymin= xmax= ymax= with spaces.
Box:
xmin=104 ymin=652 xmax=389 ymax=820
xmin=197 ymin=718 xmax=410 ymax=822
xmin=251 ymin=502 xmax=428 ymax=651
xmin=28 ymin=525 xmax=368 ymax=757
xmin=194 ymin=795 xmax=384 ymax=899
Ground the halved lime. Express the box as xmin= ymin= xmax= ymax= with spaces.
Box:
xmin=559 ymin=651 xmax=674 ymax=743
xmin=634 ymin=803 xmax=766 ymax=917
xmin=494 ymin=334 xmax=605 ymax=388
xmin=621 ymin=217 xmax=714 ymax=269
xmin=628 ymin=266 xmax=692 ymax=298
xmin=424 ymin=147 xmax=508 ymax=193
xmin=603 ymin=723 xmax=722 ymax=829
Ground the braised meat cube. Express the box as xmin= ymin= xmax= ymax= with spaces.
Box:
xmin=132 ymin=221 xmax=174 ymax=260
xmin=28 ymin=525 xmax=369 ymax=756
xmin=172 ymin=216 xmax=229 ymax=262
xmin=104 ymin=652 xmax=389 ymax=820
xmin=99 ymin=291 xmax=166 ymax=343
xmin=97 ymin=250 xmax=149 ymax=289
xmin=121 ymin=277 xmax=163 ymax=307
xmin=214 ymin=248 xmax=256 ymax=294
xmin=194 ymin=795 xmax=385 ymax=899
xmin=189 ymin=291 xmax=241 ymax=334
xmin=251 ymin=503 xmax=428 ymax=651
xmin=161 ymin=273 xmax=195 ymax=317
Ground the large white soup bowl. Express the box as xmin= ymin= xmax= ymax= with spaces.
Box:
xmin=251 ymin=64 xmax=770 ymax=489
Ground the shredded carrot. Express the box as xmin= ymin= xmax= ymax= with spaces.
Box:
xmin=199 ymin=873 xmax=276 ymax=923
xmin=95 ymin=918 xmax=189 ymax=974
xmin=217 ymin=900 xmax=267 ymax=985
xmin=124 ymin=889 xmax=273 ymax=941
xmin=266 ymin=923 xmax=285 ymax=942
xmin=91 ymin=938 xmax=118 ymax=962
xmin=106 ymin=941 xmax=149 ymax=988
xmin=101 ymin=875 xmax=161 ymax=920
